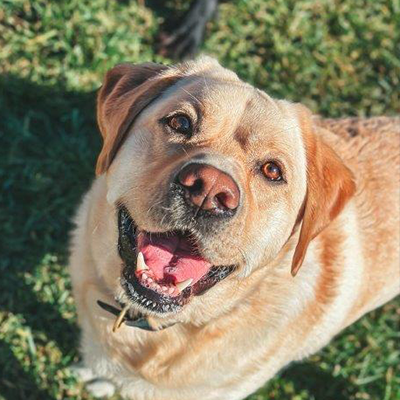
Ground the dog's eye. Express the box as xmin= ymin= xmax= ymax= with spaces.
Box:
xmin=262 ymin=162 xmax=283 ymax=182
xmin=166 ymin=114 xmax=192 ymax=136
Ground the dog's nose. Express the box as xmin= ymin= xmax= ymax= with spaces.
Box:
xmin=177 ymin=163 xmax=240 ymax=213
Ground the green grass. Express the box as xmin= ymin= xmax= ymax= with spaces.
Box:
xmin=0 ymin=0 xmax=399 ymax=399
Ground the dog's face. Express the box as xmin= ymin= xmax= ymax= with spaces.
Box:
xmin=96 ymin=58 xmax=355 ymax=316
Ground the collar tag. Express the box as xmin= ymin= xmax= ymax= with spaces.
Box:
xmin=97 ymin=300 xmax=176 ymax=332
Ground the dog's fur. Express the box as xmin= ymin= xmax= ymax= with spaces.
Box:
xmin=69 ymin=57 xmax=400 ymax=400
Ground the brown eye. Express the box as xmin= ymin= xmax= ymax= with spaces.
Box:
xmin=262 ymin=162 xmax=283 ymax=182
xmin=167 ymin=114 xmax=192 ymax=136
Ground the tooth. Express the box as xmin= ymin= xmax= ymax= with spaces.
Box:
xmin=146 ymin=300 xmax=151 ymax=306
xmin=176 ymin=279 xmax=193 ymax=292
xmin=162 ymin=286 xmax=168 ymax=292
xmin=142 ymin=273 xmax=148 ymax=280
xmin=168 ymin=287 xmax=175 ymax=295
xmin=136 ymin=252 xmax=149 ymax=272
xmin=147 ymin=277 xmax=153 ymax=284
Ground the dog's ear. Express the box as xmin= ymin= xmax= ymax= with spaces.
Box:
xmin=96 ymin=63 xmax=180 ymax=175
xmin=291 ymin=105 xmax=356 ymax=276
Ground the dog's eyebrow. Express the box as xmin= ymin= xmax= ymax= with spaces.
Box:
xmin=180 ymin=86 xmax=204 ymax=107
xmin=173 ymin=83 xmax=206 ymax=123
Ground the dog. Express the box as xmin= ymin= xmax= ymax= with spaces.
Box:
xmin=69 ymin=57 xmax=400 ymax=400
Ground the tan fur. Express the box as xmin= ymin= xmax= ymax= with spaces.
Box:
xmin=69 ymin=57 xmax=400 ymax=400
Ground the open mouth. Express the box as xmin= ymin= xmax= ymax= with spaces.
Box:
xmin=118 ymin=206 xmax=235 ymax=314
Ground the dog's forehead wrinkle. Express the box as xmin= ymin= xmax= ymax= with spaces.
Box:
xmin=233 ymin=99 xmax=298 ymax=153
xmin=234 ymin=99 xmax=268 ymax=149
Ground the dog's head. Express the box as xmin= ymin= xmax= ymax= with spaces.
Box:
xmin=96 ymin=58 xmax=355 ymax=316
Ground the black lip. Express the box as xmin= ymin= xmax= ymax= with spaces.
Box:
xmin=117 ymin=206 xmax=235 ymax=314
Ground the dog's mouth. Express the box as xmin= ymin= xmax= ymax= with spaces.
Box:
xmin=118 ymin=206 xmax=235 ymax=314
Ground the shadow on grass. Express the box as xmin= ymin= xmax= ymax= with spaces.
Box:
xmin=0 ymin=74 xmax=100 ymax=397
xmin=281 ymin=361 xmax=352 ymax=400
xmin=145 ymin=0 xmax=191 ymax=33
xmin=0 ymin=340 xmax=56 ymax=400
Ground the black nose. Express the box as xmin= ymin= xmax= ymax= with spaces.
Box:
xmin=177 ymin=163 xmax=240 ymax=214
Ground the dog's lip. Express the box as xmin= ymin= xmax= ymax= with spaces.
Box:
xmin=117 ymin=206 xmax=235 ymax=314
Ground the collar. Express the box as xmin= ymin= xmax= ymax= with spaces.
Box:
xmin=97 ymin=300 xmax=177 ymax=332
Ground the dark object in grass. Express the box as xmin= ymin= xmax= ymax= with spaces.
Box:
xmin=158 ymin=0 xmax=219 ymax=60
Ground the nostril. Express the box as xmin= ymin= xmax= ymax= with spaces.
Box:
xmin=215 ymin=191 xmax=237 ymax=211
xmin=191 ymin=178 xmax=203 ymax=193
xmin=179 ymin=172 xmax=203 ymax=194
xmin=214 ymin=193 xmax=227 ymax=209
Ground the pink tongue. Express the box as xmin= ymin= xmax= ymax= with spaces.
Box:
xmin=137 ymin=233 xmax=211 ymax=285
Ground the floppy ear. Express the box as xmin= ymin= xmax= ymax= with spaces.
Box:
xmin=291 ymin=105 xmax=356 ymax=276
xmin=96 ymin=62 xmax=181 ymax=175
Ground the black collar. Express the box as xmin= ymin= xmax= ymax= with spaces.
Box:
xmin=97 ymin=300 xmax=177 ymax=332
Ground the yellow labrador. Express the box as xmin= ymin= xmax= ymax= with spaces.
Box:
xmin=69 ymin=57 xmax=400 ymax=400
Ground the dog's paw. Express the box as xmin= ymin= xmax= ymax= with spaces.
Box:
xmin=70 ymin=362 xmax=116 ymax=397
xmin=70 ymin=362 xmax=96 ymax=382
xmin=86 ymin=378 xmax=116 ymax=398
